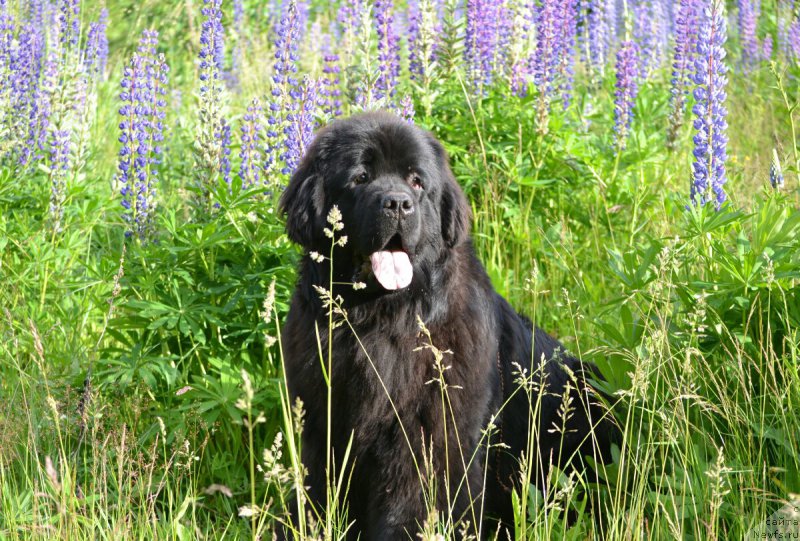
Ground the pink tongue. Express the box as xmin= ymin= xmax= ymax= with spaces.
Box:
xmin=369 ymin=251 xmax=413 ymax=290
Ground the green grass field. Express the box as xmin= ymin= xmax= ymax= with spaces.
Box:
xmin=1 ymin=0 xmax=799 ymax=539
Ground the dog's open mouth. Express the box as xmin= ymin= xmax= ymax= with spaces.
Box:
xmin=368 ymin=233 xmax=413 ymax=291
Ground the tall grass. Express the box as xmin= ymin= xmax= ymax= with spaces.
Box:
xmin=1 ymin=0 xmax=800 ymax=539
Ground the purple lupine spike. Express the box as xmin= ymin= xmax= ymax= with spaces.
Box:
xmin=117 ymin=30 xmax=169 ymax=240
xmin=788 ymin=17 xmax=800 ymax=61
xmin=9 ymin=21 xmax=44 ymax=157
xmin=761 ymin=35 xmax=772 ymax=60
xmin=23 ymin=49 xmax=58 ymax=166
xmin=691 ymin=0 xmax=729 ymax=209
xmin=408 ymin=0 xmax=423 ymax=80
xmin=374 ymin=0 xmax=400 ymax=100
xmin=667 ymin=0 xmax=700 ymax=148
xmin=282 ymin=76 xmax=319 ymax=175
xmin=264 ymin=0 xmax=301 ymax=180
xmin=320 ymin=35 xmax=342 ymax=118
xmin=613 ymin=41 xmax=640 ymax=151
xmin=557 ymin=0 xmax=579 ymax=109
xmin=239 ymin=97 xmax=263 ymax=189
xmin=48 ymin=128 xmax=70 ymax=232
xmin=57 ymin=0 xmax=80 ymax=49
xmin=220 ymin=118 xmax=232 ymax=186
xmin=465 ymin=0 xmax=504 ymax=93
xmin=199 ymin=0 xmax=225 ymax=91
xmin=397 ymin=94 xmax=415 ymax=123
xmin=585 ymin=0 xmax=611 ymax=78
xmin=737 ymin=0 xmax=760 ymax=71
xmin=508 ymin=0 xmax=534 ymax=97
xmin=531 ymin=0 xmax=560 ymax=131
xmin=230 ymin=0 xmax=244 ymax=86
xmin=84 ymin=9 xmax=109 ymax=78
xmin=634 ymin=0 xmax=665 ymax=78
xmin=273 ymin=0 xmax=300 ymax=90
xmin=770 ymin=149 xmax=784 ymax=189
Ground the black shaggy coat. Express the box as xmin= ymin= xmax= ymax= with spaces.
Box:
xmin=279 ymin=112 xmax=616 ymax=540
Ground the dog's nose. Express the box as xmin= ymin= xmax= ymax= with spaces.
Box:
xmin=382 ymin=192 xmax=414 ymax=216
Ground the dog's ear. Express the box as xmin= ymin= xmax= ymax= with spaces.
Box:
xmin=279 ymin=134 xmax=328 ymax=247
xmin=428 ymin=134 xmax=471 ymax=247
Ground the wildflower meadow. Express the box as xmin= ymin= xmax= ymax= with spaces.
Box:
xmin=1 ymin=0 xmax=800 ymax=538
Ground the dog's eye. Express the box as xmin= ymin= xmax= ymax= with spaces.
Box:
xmin=411 ymin=176 xmax=423 ymax=190
xmin=354 ymin=172 xmax=369 ymax=185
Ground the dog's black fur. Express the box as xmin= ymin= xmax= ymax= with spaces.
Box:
xmin=279 ymin=112 xmax=617 ymax=539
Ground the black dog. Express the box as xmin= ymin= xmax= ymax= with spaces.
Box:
xmin=279 ymin=112 xmax=616 ymax=539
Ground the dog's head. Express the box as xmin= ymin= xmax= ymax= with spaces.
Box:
xmin=279 ymin=112 xmax=471 ymax=292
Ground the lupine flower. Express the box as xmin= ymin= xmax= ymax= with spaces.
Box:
xmin=48 ymin=128 xmax=70 ymax=232
xmin=667 ymin=0 xmax=700 ymax=148
xmin=336 ymin=0 xmax=365 ymax=66
xmin=585 ymin=0 xmax=611 ymax=78
xmin=761 ymin=35 xmax=772 ymax=60
xmin=532 ymin=0 xmax=560 ymax=131
xmin=196 ymin=0 xmax=230 ymax=206
xmin=239 ymin=97 xmax=263 ymax=189
xmin=0 ymin=6 xmax=13 ymax=141
xmin=265 ymin=0 xmax=301 ymax=180
xmin=788 ymin=18 xmax=800 ymax=62
xmin=320 ymin=36 xmax=342 ymax=118
xmin=737 ymin=0 xmax=759 ymax=71
xmin=228 ymin=0 xmax=244 ymax=88
xmin=508 ymin=0 xmax=535 ymax=96
xmin=282 ymin=75 xmax=319 ymax=175
xmin=117 ymin=30 xmax=169 ymax=240
xmin=220 ymin=118 xmax=232 ymax=186
xmin=397 ymin=94 xmax=415 ymax=123
xmin=8 ymin=22 xmax=44 ymax=156
xmin=374 ymin=0 xmax=400 ymax=100
xmin=465 ymin=0 xmax=504 ymax=93
xmin=691 ymin=0 xmax=729 ymax=209
xmin=57 ymin=0 xmax=80 ymax=50
xmin=84 ymin=9 xmax=109 ymax=78
xmin=770 ymin=149 xmax=784 ymax=189
xmin=19 ymin=43 xmax=53 ymax=166
xmin=556 ymin=0 xmax=579 ymax=109
xmin=613 ymin=41 xmax=640 ymax=151
xmin=634 ymin=0 xmax=666 ymax=78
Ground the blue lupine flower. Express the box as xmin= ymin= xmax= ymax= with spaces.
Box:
xmin=48 ymin=128 xmax=70 ymax=232
xmin=196 ymin=0 xmax=231 ymax=206
xmin=84 ymin=9 xmax=109 ymax=78
xmin=239 ymin=97 xmax=264 ymax=189
xmin=320 ymin=36 xmax=342 ymax=118
xmin=613 ymin=41 xmax=640 ymax=151
xmin=532 ymin=0 xmax=560 ymax=128
xmin=585 ymin=0 xmax=611 ymax=78
xmin=220 ymin=118 xmax=232 ymax=187
xmin=397 ymin=94 xmax=415 ymax=123
xmin=691 ymin=0 xmax=729 ymax=209
xmin=199 ymin=0 xmax=225 ymax=92
xmin=737 ymin=0 xmax=760 ymax=72
xmin=667 ymin=0 xmax=700 ymax=148
xmin=556 ymin=0 xmax=579 ymax=109
xmin=465 ymin=0 xmax=504 ymax=93
xmin=282 ymin=75 xmax=319 ymax=175
xmin=265 ymin=0 xmax=301 ymax=179
xmin=228 ymin=0 xmax=244 ymax=88
xmin=57 ymin=0 xmax=80 ymax=50
xmin=374 ymin=0 xmax=400 ymax=100
xmin=788 ymin=18 xmax=800 ymax=62
xmin=770 ymin=150 xmax=784 ymax=190
xmin=634 ymin=0 xmax=666 ymax=78
xmin=117 ymin=30 xmax=169 ymax=240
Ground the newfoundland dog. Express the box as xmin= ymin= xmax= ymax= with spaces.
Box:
xmin=279 ymin=112 xmax=617 ymax=539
